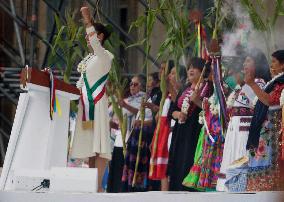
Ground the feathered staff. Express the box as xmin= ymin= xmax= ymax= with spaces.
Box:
xmin=211 ymin=53 xmax=228 ymax=134
xmin=209 ymin=0 xmax=228 ymax=134
xmin=189 ymin=9 xmax=208 ymax=60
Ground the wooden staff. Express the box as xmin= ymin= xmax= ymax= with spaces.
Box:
xmin=195 ymin=63 xmax=207 ymax=91
xmin=132 ymin=97 xmax=145 ymax=187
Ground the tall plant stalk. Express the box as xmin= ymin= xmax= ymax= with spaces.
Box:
xmin=130 ymin=0 xmax=157 ymax=187
xmin=149 ymin=60 xmax=168 ymax=176
xmin=48 ymin=11 xmax=88 ymax=83
xmin=105 ymin=32 xmax=129 ymax=157
xmin=158 ymin=0 xmax=192 ymax=81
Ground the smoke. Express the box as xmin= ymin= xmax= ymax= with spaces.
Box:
xmin=220 ymin=0 xmax=271 ymax=57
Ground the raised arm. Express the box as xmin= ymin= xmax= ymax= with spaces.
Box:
xmin=81 ymin=7 xmax=110 ymax=58
xmin=244 ymin=66 xmax=270 ymax=106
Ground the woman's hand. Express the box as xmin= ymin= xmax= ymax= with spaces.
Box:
xmin=118 ymin=99 xmax=126 ymax=108
xmin=80 ymin=7 xmax=92 ymax=25
xmin=109 ymin=121 xmax=119 ymax=130
xmin=244 ymin=66 xmax=255 ymax=86
xmin=178 ymin=112 xmax=187 ymax=123
xmin=172 ymin=111 xmax=187 ymax=122
xmin=143 ymin=102 xmax=159 ymax=112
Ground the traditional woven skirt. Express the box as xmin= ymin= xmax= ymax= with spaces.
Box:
xmin=246 ymin=109 xmax=283 ymax=191
xmin=121 ymin=127 xmax=150 ymax=192
xmin=149 ymin=116 xmax=170 ymax=180
xmin=182 ymin=127 xmax=205 ymax=189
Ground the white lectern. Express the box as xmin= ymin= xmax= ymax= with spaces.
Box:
xmin=0 ymin=67 xmax=80 ymax=190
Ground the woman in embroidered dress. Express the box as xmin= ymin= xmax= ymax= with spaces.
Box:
xmin=108 ymin=75 xmax=147 ymax=192
xmin=167 ymin=57 xmax=213 ymax=191
xmin=70 ymin=7 xmax=113 ymax=192
xmin=216 ymin=49 xmax=270 ymax=191
xmin=245 ymin=50 xmax=284 ymax=191
xmin=120 ymin=75 xmax=153 ymax=192
xmin=183 ymin=93 xmax=224 ymax=191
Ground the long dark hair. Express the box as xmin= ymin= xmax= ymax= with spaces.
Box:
xmin=91 ymin=22 xmax=111 ymax=45
xmin=272 ymin=50 xmax=284 ymax=64
xmin=247 ymin=48 xmax=271 ymax=82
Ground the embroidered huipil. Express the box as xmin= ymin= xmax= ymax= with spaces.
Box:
xmin=216 ymin=79 xmax=265 ymax=191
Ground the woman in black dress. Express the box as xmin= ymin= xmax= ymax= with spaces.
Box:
xmin=167 ymin=57 xmax=212 ymax=191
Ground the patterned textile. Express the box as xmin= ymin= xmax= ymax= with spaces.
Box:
xmin=230 ymin=107 xmax=254 ymax=117
xmin=246 ymin=83 xmax=284 ymax=191
xmin=216 ymin=83 xmax=259 ymax=191
xmin=196 ymin=99 xmax=224 ymax=190
xmin=246 ymin=109 xmax=283 ymax=191
xmin=182 ymin=127 xmax=205 ymax=190
xmin=149 ymin=117 xmax=170 ymax=180
xmin=149 ymin=97 xmax=171 ymax=180
xmin=224 ymin=156 xmax=249 ymax=192
xmin=121 ymin=127 xmax=151 ymax=192
xmin=225 ymin=172 xmax=247 ymax=192
xmin=177 ymin=86 xmax=196 ymax=116
xmin=167 ymin=82 xmax=213 ymax=191
xmin=183 ymin=98 xmax=224 ymax=190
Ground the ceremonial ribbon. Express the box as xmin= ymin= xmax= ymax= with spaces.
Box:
xmin=81 ymin=72 xmax=109 ymax=121
xmin=48 ymin=68 xmax=62 ymax=120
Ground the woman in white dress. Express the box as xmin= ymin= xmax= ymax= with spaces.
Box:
xmin=216 ymin=49 xmax=270 ymax=191
xmin=70 ymin=7 xmax=113 ymax=192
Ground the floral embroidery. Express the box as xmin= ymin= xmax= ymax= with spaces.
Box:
xmin=231 ymin=107 xmax=254 ymax=117
xmin=240 ymin=117 xmax=252 ymax=123
xmin=254 ymin=73 xmax=284 ymax=106
xmin=226 ymin=85 xmax=241 ymax=108
xmin=76 ymin=53 xmax=95 ymax=89
xmin=269 ymin=84 xmax=284 ymax=106
xmin=239 ymin=126 xmax=250 ymax=132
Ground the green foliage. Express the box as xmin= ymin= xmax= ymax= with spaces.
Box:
xmin=240 ymin=0 xmax=267 ymax=31
xmin=240 ymin=0 xmax=284 ymax=56
xmin=128 ymin=0 xmax=157 ymax=187
xmin=157 ymin=0 xmax=191 ymax=80
xmin=105 ymin=30 xmax=129 ymax=157
xmin=47 ymin=10 xmax=88 ymax=83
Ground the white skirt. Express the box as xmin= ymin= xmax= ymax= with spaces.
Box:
xmin=216 ymin=115 xmax=251 ymax=191
xmin=70 ymin=95 xmax=111 ymax=160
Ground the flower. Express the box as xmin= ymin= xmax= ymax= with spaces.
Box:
xmin=256 ymin=138 xmax=266 ymax=157
xmin=181 ymin=91 xmax=192 ymax=114
xmin=226 ymin=90 xmax=237 ymax=108
xmin=77 ymin=53 xmax=94 ymax=73
xmin=198 ymin=111 xmax=204 ymax=124
xmin=76 ymin=53 xmax=95 ymax=89
xmin=208 ymin=94 xmax=219 ymax=115
xmin=76 ymin=76 xmax=84 ymax=89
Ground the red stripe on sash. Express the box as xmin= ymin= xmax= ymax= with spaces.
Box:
xmin=81 ymin=95 xmax=86 ymax=121
xmin=94 ymin=86 xmax=106 ymax=105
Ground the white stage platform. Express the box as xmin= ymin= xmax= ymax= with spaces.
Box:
xmin=0 ymin=191 xmax=283 ymax=202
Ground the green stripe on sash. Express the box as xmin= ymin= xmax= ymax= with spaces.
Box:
xmin=90 ymin=73 xmax=109 ymax=92
xmin=82 ymin=72 xmax=109 ymax=120
xmin=83 ymin=73 xmax=95 ymax=120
